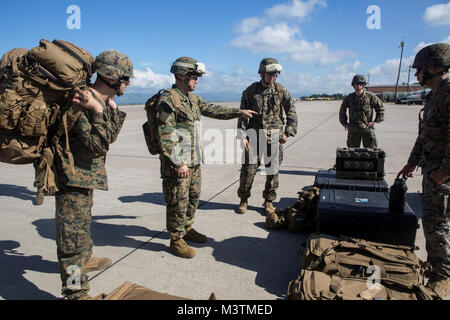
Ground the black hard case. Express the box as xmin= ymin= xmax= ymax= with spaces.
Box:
xmin=314 ymin=170 xmax=390 ymax=192
xmin=317 ymin=189 xmax=419 ymax=246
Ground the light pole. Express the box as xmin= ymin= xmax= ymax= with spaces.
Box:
xmin=394 ymin=41 xmax=405 ymax=103
xmin=407 ymin=65 xmax=412 ymax=92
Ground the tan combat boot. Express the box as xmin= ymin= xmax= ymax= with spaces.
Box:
xmin=34 ymin=188 xmax=44 ymax=206
xmin=81 ymin=257 xmax=112 ymax=273
xmin=237 ymin=199 xmax=248 ymax=214
xmin=264 ymin=200 xmax=275 ymax=215
xmin=170 ymin=238 xmax=196 ymax=259
xmin=426 ymin=277 xmax=450 ymax=299
xmin=184 ymin=227 xmax=207 ymax=243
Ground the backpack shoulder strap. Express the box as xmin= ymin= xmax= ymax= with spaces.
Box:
xmin=165 ymin=88 xmax=195 ymax=117
xmin=275 ymin=82 xmax=285 ymax=101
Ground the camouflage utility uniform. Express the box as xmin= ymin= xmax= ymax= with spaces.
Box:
xmin=339 ymin=90 xmax=384 ymax=148
xmin=407 ymin=78 xmax=450 ymax=285
xmin=53 ymin=92 xmax=126 ymax=299
xmin=237 ymin=81 xmax=297 ymax=203
xmin=52 ymin=49 xmax=131 ymax=300
xmin=157 ymin=86 xmax=243 ymax=240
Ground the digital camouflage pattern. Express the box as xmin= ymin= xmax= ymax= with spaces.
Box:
xmin=54 ymin=91 xmax=126 ymax=190
xmin=156 ymin=86 xmax=243 ymax=239
xmin=170 ymin=56 xmax=204 ymax=76
xmin=412 ymin=43 xmax=450 ymax=69
xmin=339 ymin=90 xmax=384 ymax=148
xmin=237 ymin=81 xmax=298 ymax=202
xmin=54 ymin=91 xmax=126 ymax=299
xmin=407 ymin=78 xmax=450 ymax=280
xmin=238 ymin=139 xmax=283 ymax=202
xmin=55 ymin=187 xmax=93 ymax=299
xmin=94 ymin=50 xmax=134 ymax=80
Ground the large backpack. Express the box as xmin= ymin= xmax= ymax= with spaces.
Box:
xmin=287 ymin=269 xmax=435 ymax=300
xmin=142 ymin=88 xmax=183 ymax=156
xmin=0 ymin=39 xmax=94 ymax=165
xmin=287 ymin=234 xmax=438 ymax=300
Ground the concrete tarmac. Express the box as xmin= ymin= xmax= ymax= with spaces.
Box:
xmin=0 ymin=101 xmax=435 ymax=300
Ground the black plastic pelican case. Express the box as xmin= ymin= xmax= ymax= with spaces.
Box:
xmin=317 ymin=189 xmax=419 ymax=246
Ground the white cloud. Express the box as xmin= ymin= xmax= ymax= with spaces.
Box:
xmin=231 ymin=23 xmax=303 ymax=53
xmin=266 ymin=0 xmax=327 ymax=21
xmin=367 ymin=56 xmax=416 ymax=85
xmin=290 ymin=41 xmax=351 ymax=66
xmin=442 ymin=35 xmax=450 ymax=43
xmin=333 ymin=60 xmax=362 ymax=73
xmin=414 ymin=36 xmax=450 ymax=53
xmin=231 ymin=0 xmax=347 ymax=66
xmin=131 ymin=68 xmax=173 ymax=89
xmin=423 ymin=2 xmax=450 ymax=26
xmin=235 ymin=17 xmax=262 ymax=34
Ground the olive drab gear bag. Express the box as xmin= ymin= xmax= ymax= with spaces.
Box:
xmin=142 ymin=89 xmax=166 ymax=155
xmin=142 ymin=88 xmax=185 ymax=156
xmin=0 ymin=39 xmax=95 ymax=165
xmin=96 ymin=281 xmax=217 ymax=300
xmin=265 ymin=186 xmax=320 ymax=233
xmin=287 ymin=234 xmax=438 ymax=300
xmin=287 ymin=269 xmax=435 ymax=300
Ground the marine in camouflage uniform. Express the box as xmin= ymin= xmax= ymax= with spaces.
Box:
xmin=53 ymin=50 xmax=133 ymax=300
xmin=339 ymin=75 xmax=384 ymax=148
xmin=399 ymin=43 xmax=450 ymax=299
xmin=156 ymin=57 xmax=256 ymax=259
xmin=237 ymin=58 xmax=298 ymax=216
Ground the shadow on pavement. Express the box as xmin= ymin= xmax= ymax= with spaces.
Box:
xmin=406 ymin=192 xmax=423 ymax=219
xmin=0 ymin=240 xmax=59 ymax=300
xmin=32 ymin=215 xmax=171 ymax=254
xmin=118 ymin=192 xmax=165 ymax=206
xmin=207 ymin=222 xmax=306 ymax=298
xmin=279 ymin=170 xmax=318 ymax=177
xmin=0 ymin=184 xmax=35 ymax=203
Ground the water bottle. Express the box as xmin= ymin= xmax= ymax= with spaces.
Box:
xmin=389 ymin=178 xmax=408 ymax=213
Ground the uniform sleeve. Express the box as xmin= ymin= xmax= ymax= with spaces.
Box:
xmin=372 ymin=94 xmax=385 ymax=123
xmin=439 ymin=95 xmax=450 ymax=176
xmin=198 ymin=96 xmax=242 ymax=120
xmin=282 ymin=88 xmax=298 ymax=137
xmin=339 ymin=98 xmax=349 ymax=126
xmin=108 ymin=106 xmax=127 ymax=144
xmin=70 ymin=109 xmax=110 ymax=156
xmin=407 ymin=138 xmax=424 ymax=166
xmin=237 ymin=90 xmax=249 ymax=140
xmin=156 ymin=97 xmax=187 ymax=168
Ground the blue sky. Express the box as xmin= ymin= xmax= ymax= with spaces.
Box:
xmin=1 ymin=0 xmax=449 ymax=101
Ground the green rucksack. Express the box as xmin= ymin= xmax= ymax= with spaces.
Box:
xmin=142 ymin=88 xmax=184 ymax=156
xmin=287 ymin=234 xmax=438 ymax=300
xmin=287 ymin=269 xmax=435 ymax=300
xmin=142 ymin=89 xmax=166 ymax=156
xmin=265 ymin=186 xmax=320 ymax=232
xmin=0 ymin=39 xmax=94 ymax=165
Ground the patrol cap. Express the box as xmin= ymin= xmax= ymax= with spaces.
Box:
xmin=170 ymin=57 xmax=206 ymax=76
xmin=94 ymin=49 xmax=134 ymax=80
